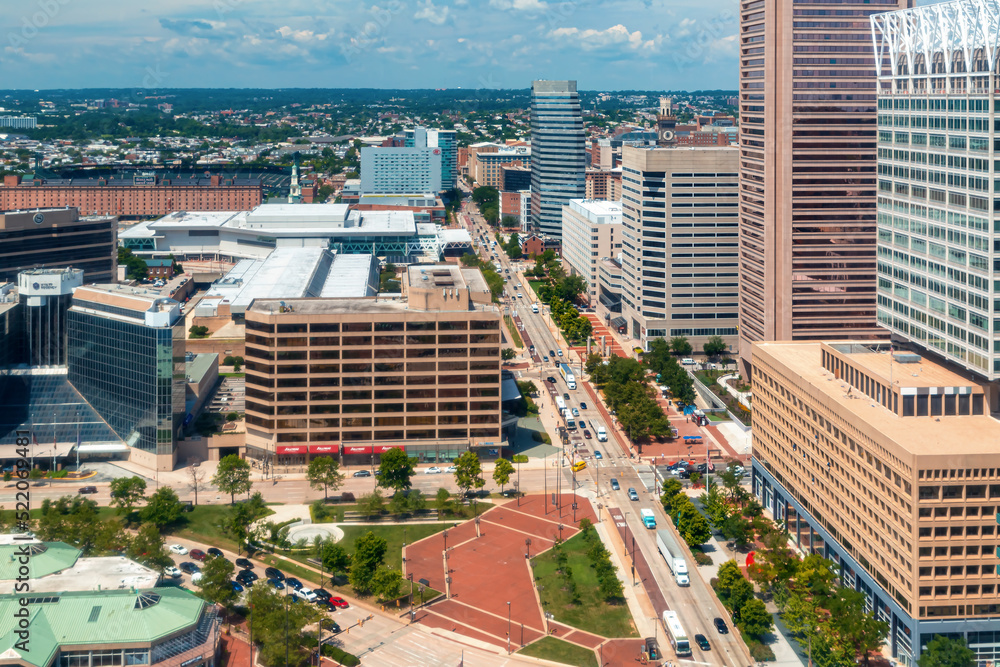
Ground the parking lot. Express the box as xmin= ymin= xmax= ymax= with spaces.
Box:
xmin=209 ymin=377 xmax=245 ymax=414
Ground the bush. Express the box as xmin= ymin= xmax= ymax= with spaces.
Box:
xmin=746 ymin=638 xmax=775 ymax=662
xmin=340 ymin=492 xmax=355 ymax=503
xmin=226 ymin=411 xmax=239 ymax=422
xmin=321 ymin=644 xmax=361 ymax=666
xmin=512 ymin=455 xmax=528 ymax=463
xmin=692 ymin=550 xmax=713 ymax=566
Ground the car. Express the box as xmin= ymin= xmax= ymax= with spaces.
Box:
xmin=695 ymin=463 xmax=715 ymax=473
xmin=579 ymin=402 xmax=588 ymax=410
xmin=695 ymin=634 xmax=711 ymax=650
xmin=230 ymin=581 xmax=245 ymax=593
xmin=285 ymin=578 xmax=303 ymax=590
xmin=163 ymin=566 xmax=182 ymax=579
xmin=313 ymin=588 xmax=332 ymax=602
xmin=78 ymin=486 xmax=98 ymax=494
xmin=328 ymin=597 xmax=350 ymax=609
xmin=578 ymin=419 xmax=586 ymax=429
xmin=168 ymin=544 xmax=189 ymax=555
xmin=191 ymin=572 xmax=203 ymax=586
xmin=714 ymin=617 xmax=729 ymax=634
xmin=572 ymin=407 xmax=580 ymax=417
xmin=236 ymin=558 xmax=253 ymax=569
xmin=563 ymin=393 xmax=570 ymax=400
xmin=627 ymin=488 xmax=639 ymax=501
xmin=549 ymin=350 xmax=556 ymax=357
xmin=316 ymin=600 xmax=336 ymax=612
xmin=352 ymin=470 xmax=371 ymax=478
xmin=239 ymin=569 xmax=259 ymax=582
xmin=445 ymin=466 xmax=457 ymax=473
xmin=557 ymin=350 xmax=563 ymax=357
xmin=190 ymin=549 xmax=207 ymax=561
xmin=610 ymin=478 xmax=620 ymax=491
xmin=265 ymin=567 xmax=284 ymax=581
xmin=207 ymin=548 xmax=224 ymax=558
xmin=178 ymin=562 xmax=200 ymax=575
xmin=583 ymin=430 xmax=592 ymax=439
xmin=542 ymin=356 xmax=549 ymax=362
xmin=267 ymin=578 xmax=285 ymax=590
xmin=678 ymin=469 xmax=691 ymax=479
xmin=594 ymin=450 xmax=603 ymax=460
xmin=671 ymin=468 xmax=689 ymax=477
xmin=294 ymin=588 xmax=319 ymax=603
xmin=546 ymin=376 xmax=557 ymax=384
xmin=425 ymin=466 xmax=443 ymax=474
xmin=322 ymin=619 xmax=342 ymax=633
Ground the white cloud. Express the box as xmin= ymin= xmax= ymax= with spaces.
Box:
xmin=276 ymin=26 xmax=329 ymax=42
xmin=548 ymin=24 xmax=660 ymax=52
xmin=489 ymin=0 xmax=548 ymax=11
xmin=414 ymin=0 xmax=450 ymax=24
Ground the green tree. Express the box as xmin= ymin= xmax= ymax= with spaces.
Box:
xmin=227 ymin=492 xmax=268 ymax=554
xmin=406 ymin=489 xmax=426 ymax=513
xmin=669 ymin=336 xmax=693 ymax=356
xmin=918 ymin=635 xmax=976 ymax=667
xmin=501 ymin=348 xmax=516 ymax=361
xmin=493 ymin=458 xmax=515 ymax=496
xmin=728 ymin=576 xmax=754 ymax=617
xmin=452 ymin=450 xmax=485 ymax=498
xmin=678 ymin=504 xmax=712 ymax=547
xmin=829 ymin=587 xmax=889 ymax=666
xmin=372 ymin=567 xmax=404 ymax=601
xmin=349 ymin=531 xmax=388 ymax=594
xmin=358 ymin=490 xmax=385 ymax=518
xmin=139 ymin=486 xmax=185 ymax=528
xmin=376 ymin=448 xmax=416 ymax=492
xmin=703 ymin=335 xmax=728 ymax=358
xmin=199 ymin=552 xmax=237 ymax=607
xmin=247 ymin=587 xmax=322 ymax=667
xmin=599 ymin=572 xmax=625 ymax=601
xmin=319 ymin=542 xmax=351 ymax=578
xmin=388 ymin=491 xmax=411 ymax=515
xmin=716 ymin=560 xmax=746 ymax=605
xmin=223 ymin=355 xmax=236 ymax=366
xmin=109 ymin=476 xmax=147 ymax=516
xmin=738 ymin=598 xmax=774 ymax=638
xmin=306 ymin=456 xmax=345 ymax=500
xmin=126 ymin=523 xmax=172 ymax=570
xmin=435 ymin=488 xmax=451 ymax=516
xmin=212 ymin=454 xmax=252 ymax=504
xmin=232 ymin=356 xmax=244 ymax=372
xmin=189 ymin=325 xmax=209 ymax=338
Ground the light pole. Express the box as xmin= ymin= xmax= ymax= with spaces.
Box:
xmin=507 ymin=601 xmax=511 ymax=654
xmin=525 ymin=538 xmax=532 ymax=559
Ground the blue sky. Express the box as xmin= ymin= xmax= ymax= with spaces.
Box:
xmin=1 ymin=0 xmax=942 ymax=92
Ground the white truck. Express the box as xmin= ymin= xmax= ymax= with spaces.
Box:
xmin=596 ymin=425 xmax=607 ymax=442
xmin=656 ymin=529 xmax=690 ymax=586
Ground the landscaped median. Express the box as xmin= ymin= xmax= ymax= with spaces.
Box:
xmin=518 ymin=637 xmax=598 ymax=667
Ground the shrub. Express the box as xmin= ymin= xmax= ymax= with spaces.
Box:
xmin=692 ymin=550 xmax=713 ymax=566
xmin=340 ymin=492 xmax=355 ymax=503
xmin=321 ymin=645 xmax=361 ymax=666
xmin=512 ymin=455 xmax=529 ymax=463
xmin=747 ymin=639 xmax=775 ymax=662
xmin=226 ymin=411 xmax=239 ymax=422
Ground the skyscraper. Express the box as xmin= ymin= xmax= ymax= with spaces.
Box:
xmin=871 ymin=0 xmax=1000 ymax=392
xmin=737 ymin=0 xmax=912 ymax=374
xmin=530 ymin=80 xmax=586 ymax=237
xmin=405 ymin=127 xmax=458 ymax=189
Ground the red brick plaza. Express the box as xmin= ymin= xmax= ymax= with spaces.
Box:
xmin=405 ymin=493 xmax=648 ymax=660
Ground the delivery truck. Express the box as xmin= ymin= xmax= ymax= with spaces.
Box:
xmin=640 ymin=508 xmax=657 ymax=529
xmin=656 ymin=529 xmax=690 ymax=586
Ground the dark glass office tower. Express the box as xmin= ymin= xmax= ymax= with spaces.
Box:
xmin=66 ymin=286 xmax=185 ymax=467
xmin=530 ymin=80 xmax=586 ymax=237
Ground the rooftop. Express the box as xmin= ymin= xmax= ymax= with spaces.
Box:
xmin=825 ymin=342 xmax=979 ymax=391
xmin=754 ymin=341 xmax=1000 ymax=458
xmin=0 ymin=540 xmax=160 ymax=594
xmin=567 ymin=198 xmax=623 ymax=224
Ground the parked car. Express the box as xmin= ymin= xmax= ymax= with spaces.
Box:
xmin=285 ymin=578 xmax=303 ymax=590
xmin=207 ymin=548 xmax=224 ymax=558
xmin=328 ymin=597 xmax=350 ymax=609
xmin=163 ymin=566 xmax=182 ymax=579
xmin=313 ymin=588 xmax=332 ymax=602
xmin=178 ymin=562 xmax=200 ymax=575
xmin=352 ymin=470 xmax=371 ymax=478
xmin=572 ymin=407 xmax=580 ymax=417
xmin=594 ymin=450 xmax=603 ymax=460
xmin=267 ymin=578 xmax=285 ymax=590
xmin=579 ymin=402 xmax=588 ymax=410
xmin=627 ymin=488 xmax=639 ymax=501
xmin=168 ymin=544 xmax=188 ymax=555
xmin=695 ymin=634 xmax=711 ymax=650
xmin=425 ymin=466 xmax=443 ymax=474
xmin=444 ymin=466 xmax=457 ymax=473
xmin=78 ymin=486 xmax=98 ymax=494
xmin=230 ymin=581 xmax=244 ymax=593
xmin=294 ymin=588 xmax=318 ymax=603
xmin=316 ymin=600 xmax=336 ymax=612
xmin=714 ymin=617 xmax=729 ymax=634
xmin=190 ymin=549 xmax=207 ymax=561
xmin=238 ymin=569 xmax=259 ymax=582
xmin=583 ymin=430 xmax=592 ymax=440
xmin=265 ymin=567 xmax=284 ymax=581
xmin=236 ymin=558 xmax=253 ymax=569
xmin=322 ymin=619 xmax=342 ymax=633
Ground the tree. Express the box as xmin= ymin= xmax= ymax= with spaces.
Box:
xmin=306 ymin=457 xmax=345 ymax=500
xmin=501 ymin=348 xmax=516 ymax=361
xmin=678 ymin=504 xmax=712 ymax=546
xmin=388 ymin=491 xmax=411 ymax=515
xmin=247 ymin=587 xmax=322 ymax=667
xmin=223 ymin=355 xmax=236 ymax=366
xmin=227 ymin=492 xmax=268 ymax=554
xmin=372 ymin=567 xmax=404 ymax=601
xmin=126 ymin=523 xmax=172 ymax=570
xmin=188 ymin=463 xmax=207 ymax=506
xmin=358 ymin=490 xmax=385 ymax=517
xmin=233 ymin=356 xmax=244 ymax=372
xmin=349 ymin=531 xmax=388 ymax=594
xmin=453 ymin=450 xmax=485 ymax=498
xmin=738 ymin=598 xmax=774 ymax=638
xmin=376 ymin=448 xmax=416 ymax=492
xmin=199 ymin=552 xmax=237 ymax=607
xmin=110 ymin=476 xmax=147 ymax=516
xmin=139 ymin=486 xmax=185 ymax=528
xmin=669 ymin=336 xmax=693 ymax=356
xmin=599 ymin=572 xmax=625 ymax=601
xmin=829 ymin=588 xmax=889 ymax=666
xmin=435 ymin=488 xmax=451 ymax=516
xmin=703 ymin=335 xmax=728 ymax=358
xmin=212 ymin=454 xmax=252 ymax=504
xmin=189 ymin=325 xmax=209 ymax=338
xmin=918 ymin=636 xmax=976 ymax=667
xmin=319 ymin=542 xmax=351 ymax=578
xmin=226 ymin=411 xmax=239 ymax=422
xmin=728 ymin=576 xmax=754 ymax=617
xmin=493 ymin=458 xmax=515 ymax=496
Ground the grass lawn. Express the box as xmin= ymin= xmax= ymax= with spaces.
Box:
xmin=517 ymin=637 xmax=597 ymax=667
xmin=504 ymin=314 xmax=523 ymax=348
xmin=171 ymin=504 xmax=273 ymax=553
xmin=284 ymin=523 xmax=451 ymax=572
xmin=532 ymin=532 xmax=637 ymax=638
xmin=527 ymin=280 xmax=546 ymax=297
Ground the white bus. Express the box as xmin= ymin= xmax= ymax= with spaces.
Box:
xmin=555 ymin=396 xmax=567 ymax=411
xmin=662 ymin=611 xmax=691 ymax=657
xmin=564 ymin=409 xmax=576 ymax=431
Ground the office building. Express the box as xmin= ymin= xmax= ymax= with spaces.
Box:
xmin=0 ymin=207 xmax=116 ymax=283
xmin=471 ymin=147 xmax=531 ymax=189
xmin=243 ymin=265 xmax=503 ymax=467
xmin=360 ymin=146 xmax=442 ymax=194
xmin=354 ymin=193 xmax=447 ymax=225
xmin=620 ymin=146 xmax=739 ymax=352
xmin=501 ymin=166 xmax=531 ymax=193
xmin=596 ymin=256 xmax=623 ymax=318
xmin=0 ymin=587 xmax=221 ymax=667
xmin=67 ymin=285 xmax=186 ymax=471
xmin=0 ymin=173 xmax=262 ymax=219
xmin=585 ymin=168 xmax=622 ymax=201
xmin=737 ymin=0 xmax=911 ymax=373
xmin=18 ymin=269 xmax=84 ymax=367
xmin=500 ymin=191 xmax=531 ymax=232
xmin=0 ymin=116 xmax=36 ymax=129
xmin=871 ymin=0 xmax=1000 ymax=385
xmin=405 ymin=127 xmax=458 ymax=189
xmin=560 ymin=200 xmax=622 ymax=306
xmin=752 ymin=340 xmax=1000 ymax=665
xmin=530 ymin=80 xmax=586 ymax=237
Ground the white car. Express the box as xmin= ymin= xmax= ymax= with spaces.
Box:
xmin=572 ymin=408 xmax=580 ymax=417
xmin=163 ymin=566 xmax=182 ymax=579
xmin=294 ymin=587 xmax=318 ymax=602
xmin=191 ymin=572 xmax=203 ymax=586
xmin=168 ymin=544 xmax=188 ymax=555
xmin=445 ymin=466 xmax=457 ymax=473
xmin=425 ymin=466 xmax=443 ymax=474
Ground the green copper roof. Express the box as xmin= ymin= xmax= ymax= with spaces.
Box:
xmin=0 ymin=588 xmax=207 ymax=667
xmin=0 ymin=543 xmax=80 ymax=581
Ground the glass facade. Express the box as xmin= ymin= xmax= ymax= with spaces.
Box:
xmin=530 ymin=80 xmax=586 ymax=237
xmin=0 ymin=219 xmax=115 ymax=283
xmin=67 ymin=309 xmax=184 ymax=456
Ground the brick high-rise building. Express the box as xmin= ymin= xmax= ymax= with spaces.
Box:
xmin=737 ymin=0 xmax=912 ymax=374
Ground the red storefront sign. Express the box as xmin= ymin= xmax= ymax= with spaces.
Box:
xmin=276 ymin=446 xmax=306 ymax=455
xmin=310 ymin=445 xmax=338 ymax=454
xmin=342 ymin=445 xmax=373 ymax=455
xmin=374 ymin=445 xmax=405 ymax=454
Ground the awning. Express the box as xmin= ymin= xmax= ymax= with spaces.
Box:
xmin=611 ymin=316 xmax=627 ymax=328
xmin=683 ymin=436 xmax=702 ymax=441
xmin=343 ymin=445 xmax=373 ymax=455
xmin=310 ymin=445 xmax=338 ymax=454
xmin=501 ymin=377 xmax=522 ymax=402
xmin=75 ymin=443 xmax=129 ymax=454
xmin=374 ymin=445 xmax=404 ymax=454
xmin=277 ymin=446 xmax=307 ymax=455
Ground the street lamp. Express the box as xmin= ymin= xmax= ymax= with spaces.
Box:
xmin=525 ymin=538 xmax=532 ymax=559
xmin=507 ymin=601 xmax=511 ymax=654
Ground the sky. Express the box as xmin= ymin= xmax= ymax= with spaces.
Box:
xmin=0 ymin=0 xmax=942 ymax=92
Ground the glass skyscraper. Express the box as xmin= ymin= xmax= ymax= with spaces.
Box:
xmin=530 ymin=80 xmax=586 ymax=238
xmin=66 ymin=286 xmax=185 ymax=462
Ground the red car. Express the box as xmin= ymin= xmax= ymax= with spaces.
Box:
xmin=190 ymin=549 xmax=207 ymax=561
xmin=328 ymin=597 xmax=349 ymax=609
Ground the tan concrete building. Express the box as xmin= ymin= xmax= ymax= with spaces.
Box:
xmin=471 ymin=147 xmax=530 ymax=189
xmin=243 ymin=264 xmax=504 ymax=467
xmin=620 ymin=146 xmax=739 ymax=353
xmin=560 ymin=199 xmax=622 ymax=306
xmin=752 ymin=340 xmax=1000 ymax=665
xmin=736 ymin=0 xmax=911 ymax=373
